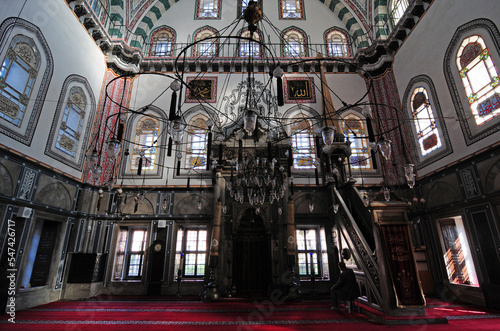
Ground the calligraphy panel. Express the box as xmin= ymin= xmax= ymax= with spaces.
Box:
xmin=185 ymin=77 xmax=217 ymax=103
xmin=284 ymin=77 xmax=316 ymax=104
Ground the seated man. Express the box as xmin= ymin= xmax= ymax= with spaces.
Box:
xmin=329 ymin=261 xmax=359 ymax=310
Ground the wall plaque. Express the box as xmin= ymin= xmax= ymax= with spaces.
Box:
xmin=185 ymin=77 xmax=217 ymax=103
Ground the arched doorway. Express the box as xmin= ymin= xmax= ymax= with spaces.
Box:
xmin=232 ymin=208 xmax=272 ymax=295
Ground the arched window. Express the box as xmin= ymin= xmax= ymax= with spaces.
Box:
xmin=0 ymin=34 xmax=40 ymax=127
xmin=131 ymin=117 xmax=159 ymax=172
xmin=410 ymin=87 xmax=442 ymax=156
xmin=238 ymin=29 xmax=262 ymax=57
xmin=193 ymin=27 xmax=218 ymax=57
xmin=55 ymin=87 xmax=86 ymax=157
xmin=291 ymin=116 xmax=315 ymax=169
xmin=456 ymin=35 xmax=500 ymax=126
xmin=185 ymin=115 xmax=209 ymax=170
xmin=342 ymin=113 xmax=371 ymax=169
xmin=324 ymin=28 xmax=351 ymax=57
xmin=282 ymin=27 xmax=307 ymax=57
xmin=196 ymin=0 xmax=221 ymax=19
xmin=280 ymin=0 xmax=304 ymax=19
xmin=46 ymin=75 xmax=96 ymax=170
xmin=148 ymin=27 xmax=175 ymax=57
xmin=403 ymin=75 xmax=451 ymax=168
xmin=390 ymin=0 xmax=409 ymax=26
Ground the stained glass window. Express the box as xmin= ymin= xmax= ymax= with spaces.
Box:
xmin=282 ymin=28 xmax=307 ymax=57
xmin=193 ymin=27 xmax=218 ymax=57
xmin=239 ymin=29 xmax=261 ymax=57
xmin=291 ymin=117 xmax=315 ymax=169
xmin=325 ymin=28 xmax=350 ymax=57
xmin=410 ymin=87 xmax=442 ymax=156
xmin=342 ymin=113 xmax=372 ymax=169
xmin=0 ymin=35 xmax=40 ymax=127
xmin=175 ymin=228 xmax=207 ymax=278
xmin=456 ymin=35 xmax=500 ymax=126
xmin=296 ymin=227 xmax=329 ymax=279
xmin=196 ymin=0 xmax=220 ymax=19
xmin=186 ymin=116 xmax=209 ymax=170
xmin=56 ymin=87 xmax=85 ymax=157
xmin=131 ymin=117 xmax=159 ymax=171
xmin=280 ymin=0 xmax=303 ymax=19
xmin=148 ymin=27 xmax=175 ymax=57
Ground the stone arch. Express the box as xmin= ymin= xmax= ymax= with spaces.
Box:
xmin=121 ymin=194 xmax=155 ymax=215
xmin=234 ymin=205 xmax=271 ymax=235
xmin=174 ymin=194 xmax=213 ymax=215
xmin=318 ymin=0 xmax=368 ymax=48
xmin=131 ymin=0 xmax=368 ymax=50
xmin=0 ymin=163 xmax=14 ymax=196
xmin=35 ymin=182 xmax=72 ymax=210
xmin=294 ymin=193 xmax=326 ymax=214
xmin=425 ymin=181 xmax=463 ymax=209
xmin=485 ymin=159 xmax=500 ymax=194
xmin=119 ymin=105 xmax=167 ymax=179
xmin=282 ymin=105 xmax=322 ymax=136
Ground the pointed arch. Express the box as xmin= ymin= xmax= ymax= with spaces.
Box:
xmin=444 ymin=19 xmax=500 ymax=145
xmin=403 ymin=75 xmax=452 ymax=169
xmin=324 ymin=27 xmax=352 ymax=57
xmin=340 ymin=110 xmax=372 ymax=169
xmin=317 ymin=0 xmax=368 ymax=49
xmin=148 ymin=25 xmax=176 ymax=57
xmin=192 ymin=26 xmax=219 ymax=57
xmin=0 ymin=18 xmax=54 ymax=146
xmin=281 ymin=26 xmax=308 ymax=57
xmin=238 ymin=28 xmax=263 ymax=57
xmin=120 ymin=106 xmax=167 ymax=179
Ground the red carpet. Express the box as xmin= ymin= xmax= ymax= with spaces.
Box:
xmin=1 ymin=296 xmax=499 ymax=330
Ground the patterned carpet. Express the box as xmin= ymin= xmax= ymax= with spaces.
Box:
xmin=1 ymin=297 xmax=499 ymax=330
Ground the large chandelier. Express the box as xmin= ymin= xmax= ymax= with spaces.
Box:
xmin=227 ymin=155 xmax=288 ymax=209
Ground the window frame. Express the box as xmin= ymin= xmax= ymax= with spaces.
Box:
xmin=403 ymin=75 xmax=452 ymax=169
xmin=174 ymin=226 xmax=208 ymax=279
xmin=437 ymin=217 xmax=479 ymax=287
xmin=279 ymin=0 xmax=304 ymax=20
xmin=185 ymin=115 xmax=210 ymax=170
xmin=410 ymin=86 xmax=443 ymax=156
xmin=130 ymin=116 xmax=160 ymax=172
xmin=148 ymin=26 xmax=176 ymax=57
xmin=341 ymin=112 xmax=372 ymax=170
xmin=296 ymin=226 xmax=330 ymax=280
xmin=282 ymin=27 xmax=308 ymax=58
xmin=291 ymin=117 xmax=316 ymax=170
xmin=113 ymin=226 xmax=149 ymax=281
xmin=192 ymin=26 xmax=219 ymax=58
xmin=0 ymin=18 xmax=53 ymax=146
xmin=238 ymin=28 xmax=263 ymax=58
xmin=0 ymin=34 xmax=40 ymax=127
xmin=456 ymin=35 xmax=500 ymax=126
xmin=55 ymin=86 xmax=86 ymax=157
xmin=390 ymin=0 xmax=410 ymax=27
xmin=324 ymin=28 xmax=351 ymax=58
xmin=195 ymin=0 xmax=221 ymax=19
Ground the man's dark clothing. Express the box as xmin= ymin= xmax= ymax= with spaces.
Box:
xmin=330 ymin=267 xmax=359 ymax=308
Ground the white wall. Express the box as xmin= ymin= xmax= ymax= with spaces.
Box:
xmin=393 ymin=0 xmax=500 ymax=176
xmin=0 ymin=0 xmax=106 ymax=178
